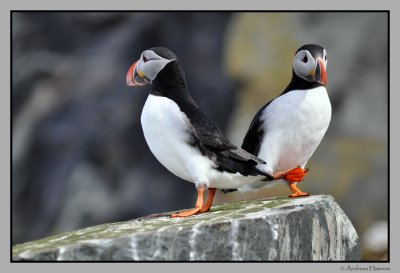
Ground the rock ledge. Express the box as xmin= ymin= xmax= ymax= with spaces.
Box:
xmin=12 ymin=195 xmax=360 ymax=261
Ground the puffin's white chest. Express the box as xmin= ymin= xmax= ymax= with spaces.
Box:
xmin=258 ymin=86 xmax=331 ymax=173
xmin=141 ymin=94 xmax=204 ymax=182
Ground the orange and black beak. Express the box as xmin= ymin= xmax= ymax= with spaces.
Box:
xmin=314 ymin=58 xmax=327 ymax=86
xmin=126 ymin=60 xmax=148 ymax=86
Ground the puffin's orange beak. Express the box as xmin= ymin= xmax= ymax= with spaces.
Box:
xmin=126 ymin=60 xmax=147 ymax=86
xmin=315 ymin=58 xmax=327 ymax=86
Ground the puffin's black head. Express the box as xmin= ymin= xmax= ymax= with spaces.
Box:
xmin=292 ymin=44 xmax=327 ymax=86
xmin=126 ymin=47 xmax=178 ymax=86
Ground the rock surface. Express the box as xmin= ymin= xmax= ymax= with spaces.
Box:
xmin=12 ymin=195 xmax=360 ymax=261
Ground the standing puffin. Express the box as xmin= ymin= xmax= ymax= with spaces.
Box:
xmin=237 ymin=44 xmax=331 ymax=197
xmin=126 ymin=47 xmax=273 ymax=217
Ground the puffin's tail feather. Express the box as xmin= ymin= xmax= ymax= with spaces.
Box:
xmin=221 ymin=188 xmax=238 ymax=194
xmin=256 ymin=168 xmax=274 ymax=180
xmin=221 ymin=168 xmax=274 ymax=194
xmin=219 ymin=147 xmax=266 ymax=165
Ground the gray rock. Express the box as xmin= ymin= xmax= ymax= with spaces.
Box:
xmin=12 ymin=195 xmax=360 ymax=261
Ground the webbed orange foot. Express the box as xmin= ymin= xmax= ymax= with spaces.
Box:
xmin=170 ymin=187 xmax=217 ymax=218
xmin=170 ymin=187 xmax=204 ymax=218
xmin=288 ymin=191 xmax=310 ymax=198
xmin=288 ymin=182 xmax=309 ymax=198
xmin=171 ymin=207 xmax=201 ymax=218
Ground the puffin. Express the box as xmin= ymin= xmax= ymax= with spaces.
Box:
xmin=235 ymin=44 xmax=332 ymax=197
xmin=126 ymin=47 xmax=273 ymax=217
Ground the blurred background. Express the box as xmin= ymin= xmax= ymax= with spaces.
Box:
xmin=12 ymin=12 xmax=388 ymax=260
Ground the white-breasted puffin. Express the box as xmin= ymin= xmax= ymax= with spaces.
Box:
xmin=236 ymin=44 xmax=331 ymax=197
xmin=126 ymin=47 xmax=273 ymax=217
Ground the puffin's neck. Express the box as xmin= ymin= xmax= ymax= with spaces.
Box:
xmin=151 ymin=61 xmax=188 ymax=95
xmin=150 ymin=61 xmax=198 ymax=108
xmin=282 ymin=70 xmax=323 ymax=94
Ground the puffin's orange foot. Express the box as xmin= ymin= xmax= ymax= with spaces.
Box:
xmin=288 ymin=182 xmax=309 ymax=198
xmin=169 ymin=187 xmax=216 ymax=218
xmin=170 ymin=207 xmax=201 ymax=218
xmin=283 ymin=166 xmax=309 ymax=182
xmin=170 ymin=187 xmax=214 ymax=218
xmin=199 ymin=207 xmax=210 ymax=213
xmin=288 ymin=191 xmax=310 ymax=198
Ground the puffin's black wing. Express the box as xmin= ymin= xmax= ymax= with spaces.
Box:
xmin=241 ymin=101 xmax=273 ymax=155
xmin=188 ymin=109 xmax=265 ymax=165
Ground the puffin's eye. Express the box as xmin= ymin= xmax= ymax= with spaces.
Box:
xmin=325 ymin=55 xmax=327 ymax=61
xmin=301 ymin=54 xmax=308 ymax=63
xmin=143 ymin=55 xmax=148 ymax=63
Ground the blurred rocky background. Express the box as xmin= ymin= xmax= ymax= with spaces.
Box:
xmin=12 ymin=12 xmax=388 ymax=261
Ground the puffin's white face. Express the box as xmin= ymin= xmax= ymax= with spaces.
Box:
xmin=293 ymin=48 xmax=327 ymax=86
xmin=126 ymin=49 xmax=174 ymax=86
